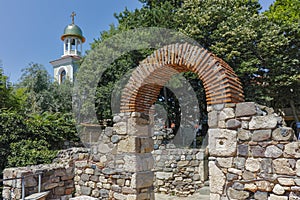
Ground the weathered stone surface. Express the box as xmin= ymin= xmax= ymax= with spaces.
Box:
xmin=226 ymin=119 xmax=241 ymax=129
xmin=45 ymin=182 xmax=59 ymax=190
xmin=234 ymin=157 xmax=246 ymax=169
xmin=295 ymin=160 xmax=300 ymax=177
xmin=284 ymin=142 xmax=300 ymax=158
xmin=209 ymin=129 xmax=237 ymax=157
xmin=261 ymin=158 xmax=273 ymax=174
xmin=244 ymin=183 xmax=257 ymax=192
xmin=238 ymin=144 xmax=248 ymax=156
xmin=228 ymin=168 xmax=243 ymax=176
xmin=232 ymin=182 xmax=244 ymax=190
xmin=245 ymin=158 xmax=260 ymax=172
xmin=228 ymin=187 xmax=249 ymax=199
xmin=156 ymin=172 xmax=173 ymax=180
xmin=256 ymin=180 xmax=273 ymax=192
xmin=24 ymin=176 xmax=37 ymax=187
xmin=219 ymin=108 xmax=235 ymax=120
xmin=273 ymin=184 xmax=285 ymax=195
xmin=217 ymin=157 xmax=233 ymax=168
xmin=252 ymin=130 xmax=272 ymax=141
xmin=278 ymin=178 xmax=295 ymax=186
xmin=131 ymin=171 xmax=154 ymax=189
xmin=272 ymin=127 xmax=295 ymax=141
xmin=273 ymin=158 xmax=295 ymax=175
xmin=236 ymin=102 xmax=257 ymax=117
xmin=97 ymin=143 xmax=111 ymax=154
xmin=242 ymin=170 xmax=256 ymax=180
xmin=254 ymin=191 xmax=268 ymax=200
xmin=111 ymin=135 xmax=120 ymax=143
xmin=237 ymin=129 xmax=251 ymax=141
xmin=249 ymin=115 xmax=278 ymax=130
xmin=269 ymin=194 xmax=288 ymax=200
xmin=209 ymin=161 xmax=225 ymax=194
xmin=118 ymin=137 xmax=137 ymax=153
xmin=250 ymin=145 xmax=265 ymax=157
xmin=295 ymin=178 xmax=300 ymax=186
xmin=114 ymin=122 xmax=127 ymax=135
xmin=210 ymin=193 xmax=221 ymax=200
xmin=265 ymin=145 xmax=283 ymax=158
xmin=208 ymin=111 xmax=219 ymax=128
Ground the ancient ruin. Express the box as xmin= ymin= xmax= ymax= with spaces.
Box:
xmin=3 ymin=43 xmax=300 ymax=200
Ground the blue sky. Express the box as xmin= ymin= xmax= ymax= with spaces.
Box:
xmin=0 ymin=0 xmax=274 ymax=83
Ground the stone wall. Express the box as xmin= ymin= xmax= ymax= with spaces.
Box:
xmin=2 ymin=148 xmax=88 ymax=200
xmin=4 ymin=101 xmax=300 ymax=200
xmin=73 ymin=112 xmax=155 ymax=199
xmin=153 ymin=148 xmax=208 ymax=196
xmin=208 ymin=102 xmax=300 ymax=199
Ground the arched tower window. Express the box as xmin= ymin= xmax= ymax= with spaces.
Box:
xmin=60 ymin=70 xmax=66 ymax=84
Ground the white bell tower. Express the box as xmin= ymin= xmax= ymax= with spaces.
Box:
xmin=50 ymin=12 xmax=85 ymax=84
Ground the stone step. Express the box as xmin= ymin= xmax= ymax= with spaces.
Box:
xmin=25 ymin=191 xmax=49 ymax=200
xmin=199 ymin=186 xmax=210 ymax=195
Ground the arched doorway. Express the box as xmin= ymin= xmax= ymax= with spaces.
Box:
xmin=117 ymin=43 xmax=244 ymax=198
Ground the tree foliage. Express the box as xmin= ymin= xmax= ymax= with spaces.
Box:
xmin=0 ymin=63 xmax=80 ymax=191
xmin=264 ymin=0 xmax=300 ymax=24
xmin=90 ymin=0 xmax=299 ymax=136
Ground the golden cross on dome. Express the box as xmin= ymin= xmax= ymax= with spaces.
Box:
xmin=71 ymin=11 xmax=76 ymax=24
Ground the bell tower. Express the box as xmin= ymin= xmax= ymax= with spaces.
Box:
xmin=50 ymin=12 xmax=85 ymax=84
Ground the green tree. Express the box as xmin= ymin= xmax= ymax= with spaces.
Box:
xmin=264 ymin=0 xmax=300 ymax=24
xmin=0 ymin=68 xmax=20 ymax=110
xmin=17 ymin=62 xmax=73 ymax=113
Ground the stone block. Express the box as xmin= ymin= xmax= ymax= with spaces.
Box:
xmin=273 ymin=158 xmax=296 ymax=175
xmin=237 ymin=129 xmax=251 ymax=141
xmin=254 ymin=191 xmax=268 ymax=200
xmin=44 ymin=182 xmax=59 ymax=190
xmin=131 ymin=171 xmax=154 ymax=189
xmin=249 ymin=115 xmax=278 ymax=130
xmin=269 ymin=194 xmax=288 ymax=200
xmin=114 ymin=122 xmax=127 ymax=135
xmin=156 ymin=172 xmax=173 ymax=180
xmin=284 ymin=142 xmax=300 ymax=158
xmin=252 ymin=130 xmax=271 ymax=141
xmin=209 ymin=161 xmax=225 ymax=194
xmin=118 ymin=137 xmax=138 ymax=153
xmin=244 ymin=183 xmax=257 ymax=192
xmin=24 ymin=176 xmax=37 ymax=187
xmin=265 ymin=145 xmax=283 ymax=158
xmin=236 ymin=102 xmax=256 ymax=117
xmin=209 ymin=129 xmax=237 ymax=157
xmin=226 ymin=119 xmax=241 ymax=129
xmin=273 ymin=184 xmax=285 ymax=195
xmin=296 ymin=160 xmax=300 ymax=176
xmin=217 ymin=157 xmax=233 ymax=168
xmin=97 ymin=143 xmax=112 ymax=154
xmin=54 ymin=186 xmax=65 ymax=196
xmin=272 ymin=127 xmax=295 ymax=141
xmin=228 ymin=187 xmax=249 ymax=199
xmin=245 ymin=158 xmax=260 ymax=172
xmin=250 ymin=145 xmax=265 ymax=157
xmin=127 ymin=117 xmax=151 ymax=136
xmin=208 ymin=111 xmax=219 ymax=128
xmin=123 ymin=153 xmax=154 ymax=172
xmin=219 ymin=108 xmax=235 ymax=120
xmin=238 ymin=144 xmax=248 ymax=156
xmin=256 ymin=180 xmax=273 ymax=192
xmin=139 ymin=137 xmax=154 ymax=153
xmin=81 ymin=186 xmax=92 ymax=196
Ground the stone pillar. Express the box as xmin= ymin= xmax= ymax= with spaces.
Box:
xmin=114 ymin=112 xmax=154 ymax=200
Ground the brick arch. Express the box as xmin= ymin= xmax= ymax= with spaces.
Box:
xmin=120 ymin=43 xmax=244 ymax=113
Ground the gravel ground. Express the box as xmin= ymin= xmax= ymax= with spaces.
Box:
xmin=155 ymin=193 xmax=209 ymax=200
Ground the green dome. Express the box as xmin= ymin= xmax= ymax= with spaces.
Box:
xmin=61 ymin=24 xmax=85 ymax=43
